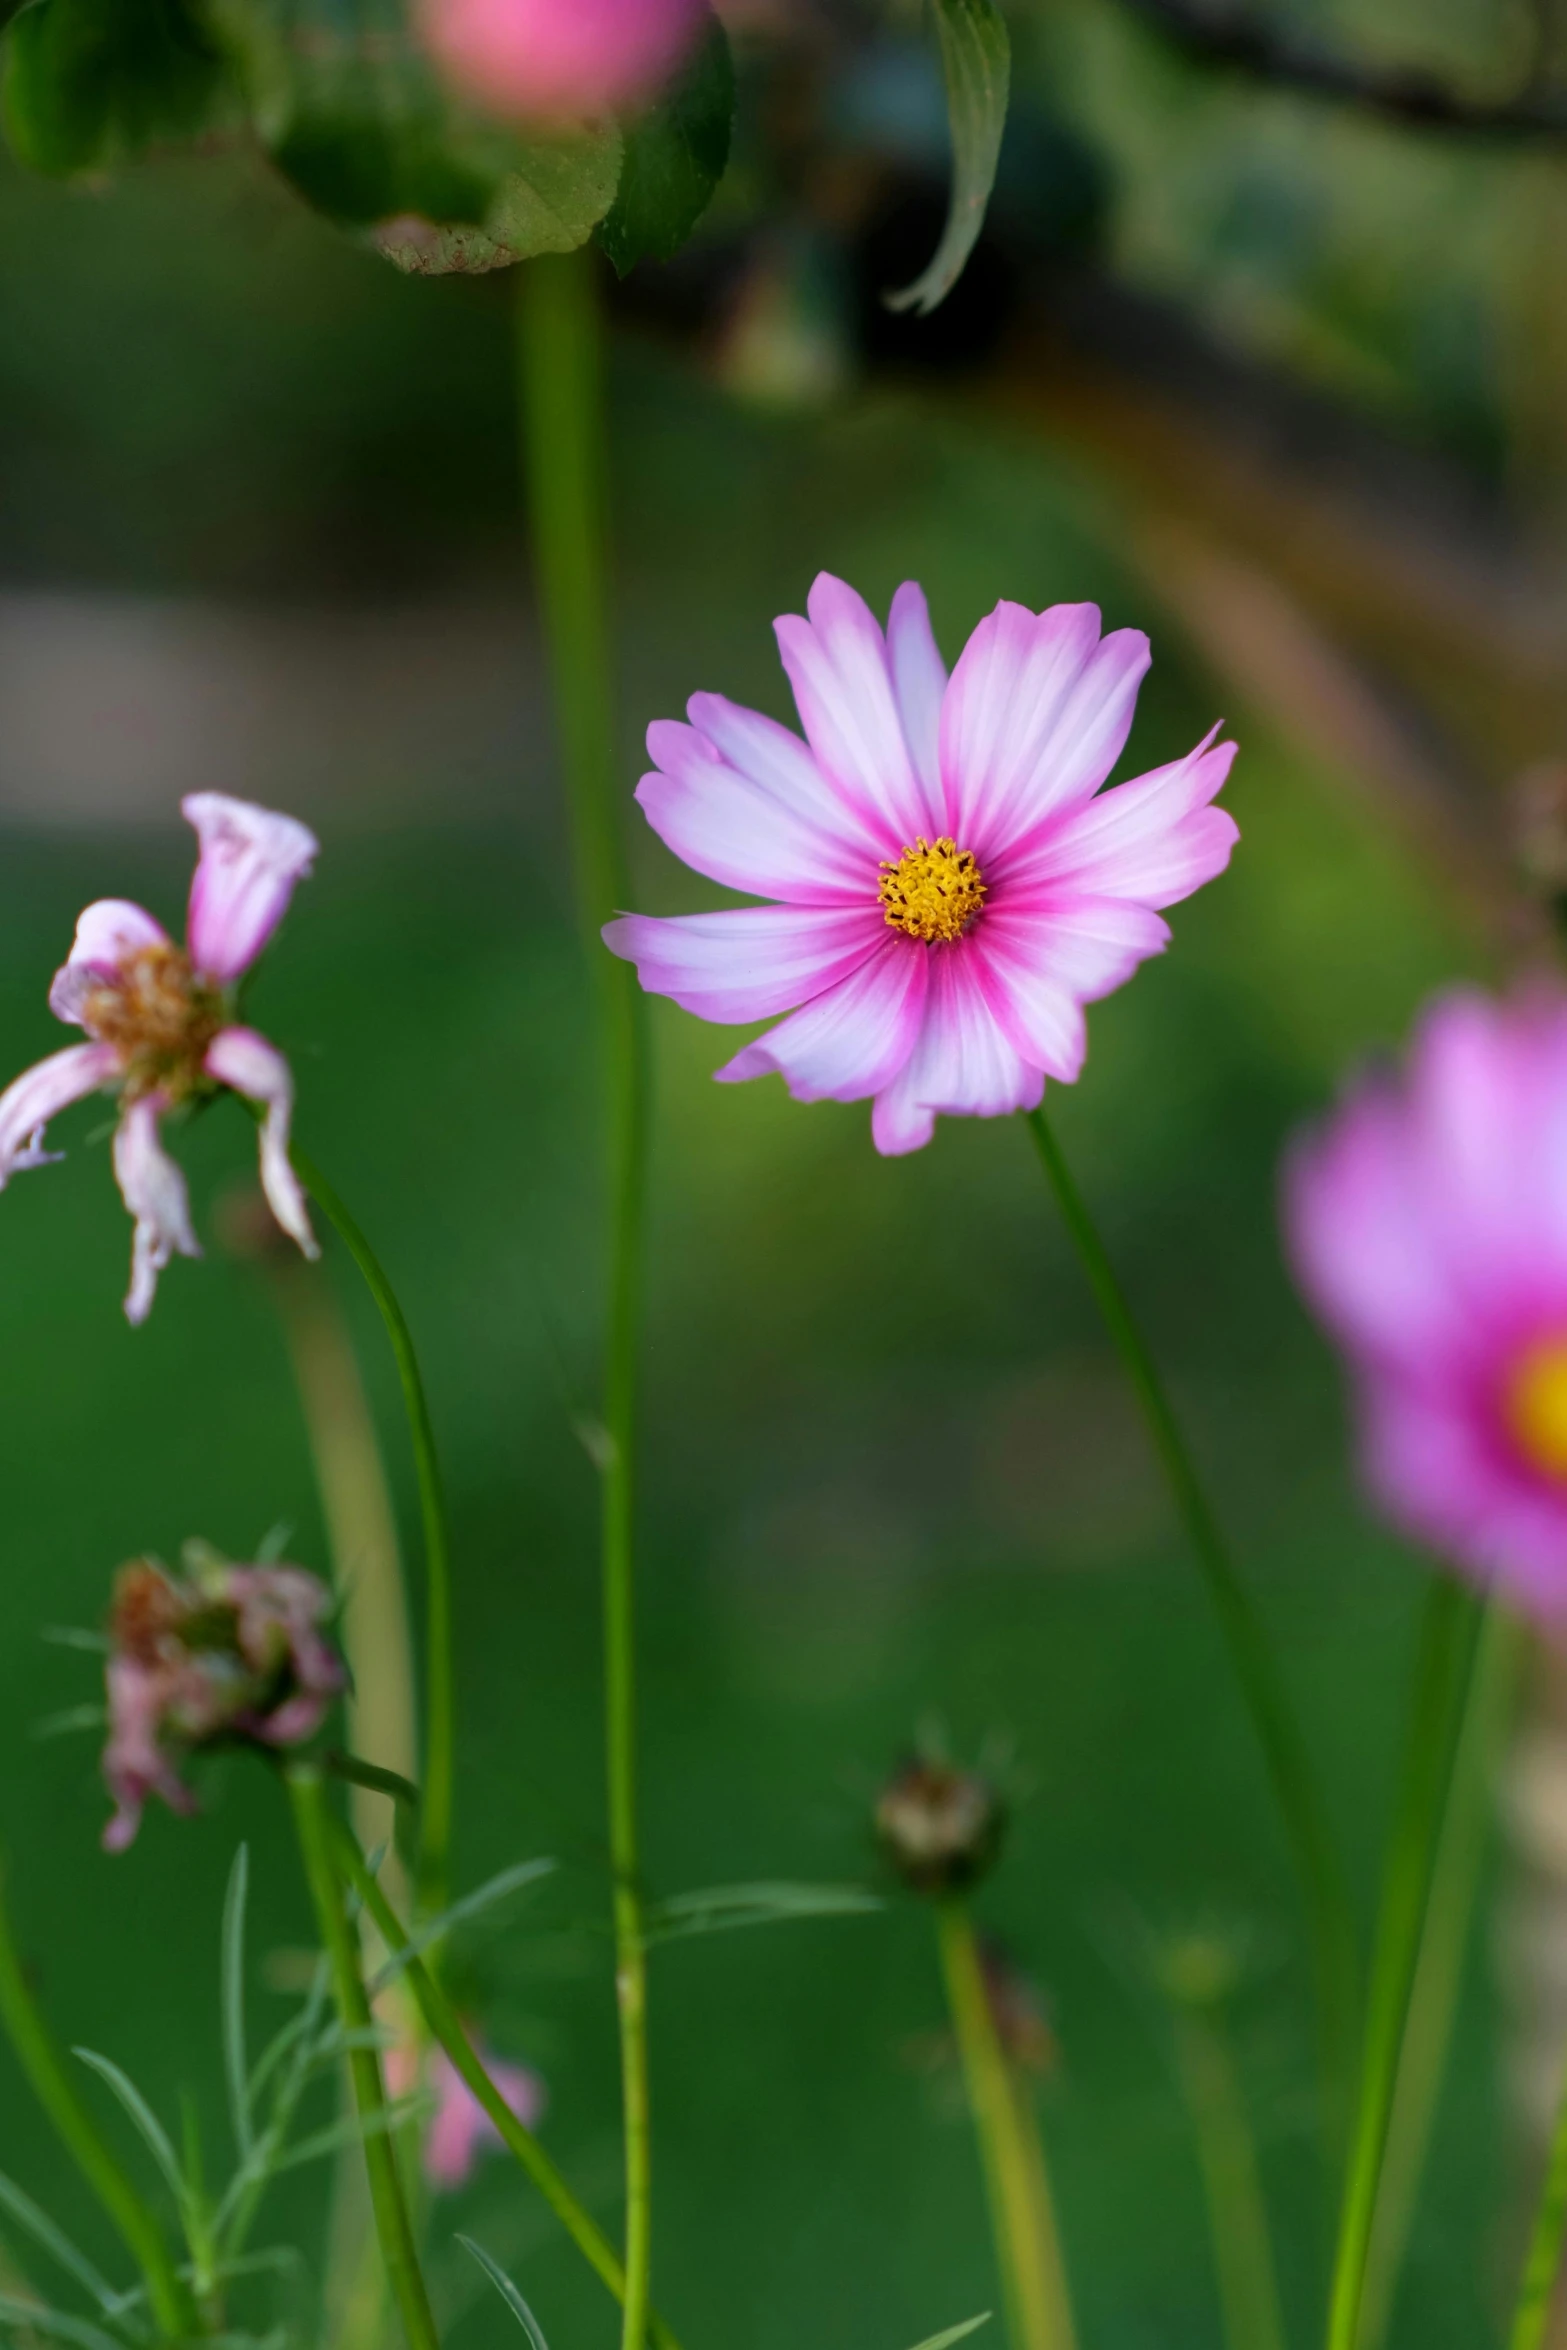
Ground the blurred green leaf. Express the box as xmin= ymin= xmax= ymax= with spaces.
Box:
xmin=644 ymin=1880 xmax=884 ymax=1946
xmin=1 ymin=0 xmax=235 ymax=175
xmin=457 ymin=2238 xmax=549 ymax=2350
xmin=0 ymin=2173 xmax=121 ymax=2320
xmin=884 ymin=0 xmax=1010 ymax=317
xmin=905 ymin=2318 xmax=991 ymax=2350
xmin=598 ymin=9 xmax=732 ymax=276
xmin=0 ymin=2294 xmax=130 ymax=2350
xmin=213 ymin=0 xmax=619 ymax=269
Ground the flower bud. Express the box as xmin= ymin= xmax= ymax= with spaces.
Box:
xmin=419 ymin=0 xmax=706 ymax=123
xmin=874 ymin=1756 xmax=1004 ymax=1896
xmin=102 ymin=1552 xmax=345 ymax=1851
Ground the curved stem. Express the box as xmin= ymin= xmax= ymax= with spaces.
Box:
xmin=1511 ymin=2048 xmax=1567 ymax=2350
xmin=286 ymin=1768 xmax=440 ymax=2350
xmin=290 ymin=1144 xmax=454 ymax=1923
xmin=0 ymin=1853 xmax=191 ymax=2342
xmin=1170 ymin=1998 xmax=1288 ymax=2350
xmin=937 ymin=1900 xmax=1077 ymax=2350
xmin=333 ymin=1823 xmax=682 ymax=2350
xmin=1024 ymin=1104 xmax=1360 ymax=2134
xmin=1324 ymin=1576 xmax=1480 ymax=2350
xmin=518 ymin=248 xmax=652 ymax=2350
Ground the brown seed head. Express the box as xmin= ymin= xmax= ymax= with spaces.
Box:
xmin=875 ymin=1756 xmax=1004 ymax=1895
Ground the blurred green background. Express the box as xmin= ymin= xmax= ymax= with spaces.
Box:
xmin=0 ymin=1 xmax=1550 ymax=2342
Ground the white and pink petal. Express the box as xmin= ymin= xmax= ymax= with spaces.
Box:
xmin=637 ymin=719 xmax=873 ymax=904
xmin=205 ymin=1026 xmax=317 ymax=1259
xmin=1003 ymin=734 xmax=1238 ymax=908
xmin=774 ymin=574 xmax=935 ymax=848
xmin=113 ymin=1095 xmax=201 ymax=1326
xmin=604 ymin=905 xmax=884 ymax=1024
xmin=48 ymin=901 xmax=171 ymax=1025
xmin=715 ymin=936 xmax=927 ymax=1102
xmin=0 ymin=1041 xmax=121 ymax=1183
xmin=870 ymin=946 xmax=1045 ymax=1156
xmin=184 ymin=794 xmax=318 ymax=985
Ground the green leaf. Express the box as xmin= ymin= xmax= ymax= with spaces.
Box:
xmin=269 ymin=2094 xmax=428 ymax=2176
xmin=457 ymin=2238 xmax=549 ymax=2350
xmin=221 ymin=1847 xmax=253 ymax=2167
xmin=211 ymin=0 xmax=620 ymax=269
xmin=0 ymin=2295 xmax=129 ymax=2350
xmin=598 ymin=8 xmax=732 ymax=276
xmin=69 ymin=2053 xmax=184 ymax=2209
xmin=884 ymin=0 xmax=1010 ymax=317
xmin=1 ymin=0 xmax=235 ymax=175
xmin=0 ymin=2174 xmax=120 ymax=2319
xmin=29 ymin=1707 xmax=105 ymax=1742
xmin=905 ymin=2318 xmax=991 ymax=2350
xmin=643 ymin=1880 xmax=884 ymax=1947
xmin=366 ymin=1857 xmax=555 ymax=1993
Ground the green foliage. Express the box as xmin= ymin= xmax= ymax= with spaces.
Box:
xmin=598 ymin=8 xmax=732 ymax=276
xmin=885 ymin=0 xmax=1011 ymax=317
xmin=643 ymin=1879 xmax=884 ymax=1946
xmin=1 ymin=0 xmax=233 ymax=175
xmin=458 ymin=2239 xmax=551 ymax=2350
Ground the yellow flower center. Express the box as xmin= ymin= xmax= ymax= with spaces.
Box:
xmin=878 ymin=836 xmax=987 ymax=944
xmin=81 ymin=943 xmax=225 ymax=1103
xmin=1506 ymin=1337 xmax=1567 ymax=1482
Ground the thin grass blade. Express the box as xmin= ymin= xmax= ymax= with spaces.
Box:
xmin=366 ymin=1860 xmax=555 ymax=1993
xmin=221 ymin=1849 xmax=253 ymax=2167
xmin=457 ymin=2237 xmax=549 ymax=2350
xmin=0 ymin=2295 xmax=129 ymax=2350
xmin=905 ymin=2316 xmax=992 ymax=2350
xmin=644 ymin=1881 xmax=883 ymax=1946
xmin=0 ymin=2173 xmax=121 ymax=2320
xmin=68 ymin=2055 xmax=183 ymax=2209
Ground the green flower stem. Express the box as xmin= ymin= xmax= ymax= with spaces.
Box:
xmin=1024 ymin=1104 xmax=1359 ymax=2129
xmin=518 ymin=249 xmax=652 ymax=2350
xmin=290 ymin=1144 xmax=454 ymax=1924
xmin=333 ymin=1823 xmax=682 ymax=2350
xmin=1510 ymin=2046 xmax=1567 ymax=2350
xmin=937 ymin=1900 xmax=1077 ymax=2350
xmin=0 ymin=1851 xmax=192 ymax=2342
xmin=1358 ymin=1600 xmax=1521 ymax=2350
xmin=1324 ymin=1576 xmax=1481 ymax=2350
xmin=286 ymin=1767 xmax=440 ymax=2350
xmin=1170 ymin=1999 xmax=1288 ymax=2350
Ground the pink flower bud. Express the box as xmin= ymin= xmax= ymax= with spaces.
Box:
xmin=420 ymin=0 xmax=706 ymax=121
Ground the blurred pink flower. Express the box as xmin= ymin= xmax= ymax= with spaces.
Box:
xmin=1284 ymin=988 xmax=1567 ymax=1613
xmin=420 ymin=0 xmax=705 ymax=121
xmin=0 ymin=795 xmax=319 ymax=1322
xmin=102 ymin=1555 xmax=345 ymax=1851
xmin=385 ymin=2035 xmax=546 ymax=2190
xmin=606 ymin=575 xmax=1238 ymax=1154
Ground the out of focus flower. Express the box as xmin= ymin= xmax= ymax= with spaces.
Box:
xmin=1285 ymin=988 xmax=1567 ymax=1614
xmin=606 ymin=575 xmax=1237 ymax=1154
xmin=385 ymin=2035 xmax=547 ymax=2189
xmin=420 ymin=0 xmax=704 ymax=122
xmin=102 ymin=1553 xmax=344 ymax=1851
xmin=0 ymin=795 xmax=319 ymax=1323
xmin=876 ymin=1755 xmax=1004 ymax=1894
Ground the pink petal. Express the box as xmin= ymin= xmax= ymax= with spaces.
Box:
xmin=603 ymin=906 xmax=884 ymax=1024
xmin=423 ymin=2046 xmax=546 ymax=2191
xmin=0 ymin=1041 xmax=120 ymax=1183
xmin=774 ymin=574 xmax=937 ymax=848
xmin=870 ymin=945 xmax=1045 ymax=1156
xmin=940 ymin=603 xmax=1150 ymax=857
xmin=975 ymin=898 xmax=1173 ymax=1080
xmin=183 ymin=795 xmax=318 ymax=984
xmin=1003 ymin=734 xmax=1238 ymax=907
xmin=113 ymin=1096 xmax=200 ymax=1326
xmin=48 ymin=901 xmax=170 ymax=1026
xmin=1360 ymin=1374 xmax=1567 ymax=1615
xmin=684 ymin=693 xmax=885 ymax=856
xmin=886 ymin=582 xmax=949 ymax=826
xmin=636 ymin=719 xmax=874 ymax=905
xmin=715 ymin=936 xmax=928 ymax=1101
xmin=204 ymin=1027 xmax=318 ymax=1257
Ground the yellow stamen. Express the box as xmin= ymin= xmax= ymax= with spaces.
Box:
xmin=1506 ymin=1337 xmax=1567 ymax=1482
xmin=878 ymin=836 xmax=986 ymax=944
xmin=81 ymin=942 xmax=224 ymax=1102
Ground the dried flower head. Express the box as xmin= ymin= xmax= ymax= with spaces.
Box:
xmin=875 ymin=1755 xmax=1005 ymax=1896
xmin=102 ymin=1550 xmax=345 ymax=1851
xmin=0 ymin=795 xmax=320 ymax=1322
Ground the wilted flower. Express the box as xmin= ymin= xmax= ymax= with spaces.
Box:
xmin=102 ymin=1552 xmax=345 ymax=1851
xmin=385 ymin=2036 xmax=547 ymax=2190
xmin=420 ymin=0 xmax=705 ymax=121
xmin=1284 ymin=987 xmax=1567 ymax=1614
xmin=0 ymin=795 xmax=319 ymax=1323
xmin=605 ymin=575 xmax=1237 ymax=1154
xmin=876 ymin=1755 xmax=1004 ymax=1895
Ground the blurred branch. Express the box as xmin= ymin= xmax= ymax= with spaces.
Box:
xmin=1117 ymin=0 xmax=1567 ymax=139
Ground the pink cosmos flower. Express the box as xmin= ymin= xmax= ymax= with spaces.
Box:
xmin=102 ymin=1554 xmax=345 ymax=1851
xmin=420 ymin=0 xmax=705 ymax=121
xmin=0 ymin=795 xmax=319 ymax=1323
xmin=604 ymin=576 xmax=1239 ymax=1153
xmin=385 ymin=2035 xmax=546 ymax=2190
xmin=1284 ymin=988 xmax=1567 ymax=1616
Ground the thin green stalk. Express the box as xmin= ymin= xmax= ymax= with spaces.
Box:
xmin=1358 ymin=1601 xmax=1522 ymax=2350
xmin=1024 ymin=1104 xmax=1359 ymax=2131
xmin=0 ymin=1852 xmax=191 ymax=2341
xmin=1511 ymin=2045 xmax=1567 ymax=2350
xmin=1171 ymin=2000 xmax=1288 ymax=2350
xmin=333 ymin=1823 xmax=682 ymax=2350
xmin=518 ymin=248 xmax=652 ymax=2350
xmin=1324 ymin=1577 xmax=1481 ymax=2350
xmin=290 ymin=1144 xmax=453 ymax=1922
xmin=285 ymin=1768 xmax=439 ymax=2350
xmin=937 ymin=1901 xmax=1077 ymax=2350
